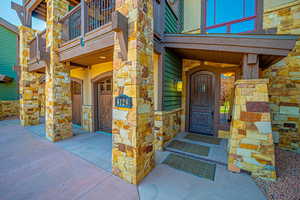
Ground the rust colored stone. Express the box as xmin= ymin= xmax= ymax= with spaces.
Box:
xmin=144 ymin=145 xmax=153 ymax=153
xmin=246 ymin=102 xmax=270 ymax=113
xmin=240 ymin=143 xmax=259 ymax=150
xmin=118 ymin=143 xmax=126 ymax=152
xmin=238 ymin=129 xmax=247 ymax=135
xmin=240 ymin=111 xmax=262 ymax=122
xmin=279 ymin=102 xmax=299 ymax=106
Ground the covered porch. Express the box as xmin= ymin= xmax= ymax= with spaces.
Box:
xmin=154 ymin=33 xmax=298 ymax=181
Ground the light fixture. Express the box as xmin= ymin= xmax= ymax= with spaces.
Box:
xmin=99 ymin=56 xmax=107 ymax=60
xmin=174 ymin=80 xmax=183 ymax=92
xmin=223 ymin=72 xmax=235 ymax=77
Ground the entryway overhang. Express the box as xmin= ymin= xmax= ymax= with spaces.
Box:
xmin=164 ymin=33 xmax=299 ymax=68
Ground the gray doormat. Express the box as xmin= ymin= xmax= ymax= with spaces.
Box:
xmin=167 ymin=140 xmax=209 ymax=157
xmin=185 ymin=133 xmax=221 ymax=145
xmin=163 ymin=153 xmax=216 ymax=181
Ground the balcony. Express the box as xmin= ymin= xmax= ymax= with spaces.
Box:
xmin=153 ymin=0 xmax=163 ymax=38
xmin=28 ymin=30 xmax=49 ymax=73
xmin=59 ymin=0 xmax=115 ymax=66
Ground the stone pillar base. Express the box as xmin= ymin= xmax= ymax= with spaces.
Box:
xmin=154 ymin=108 xmax=182 ymax=151
xmin=228 ymin=79 xmax=276 ymax=181
xmin=82 ymin=105 xmax=93 ymax=132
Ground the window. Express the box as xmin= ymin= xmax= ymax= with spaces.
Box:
xmin=219 ymin=72 xmax=235 ymax=128
xmin=205 ymin=0 xmax=257 ymax=33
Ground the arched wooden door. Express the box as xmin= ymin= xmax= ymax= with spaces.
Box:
xmin=189 ymin=71 xmax=215 ymax=135
xmin=95 ymin=76 xmax=112 ymax=132
xmin=71 ymin=79 xmax=82 ymax=126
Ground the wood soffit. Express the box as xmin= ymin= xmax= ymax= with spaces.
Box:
xmin=163 ymin=33 xmax=299 ymax=68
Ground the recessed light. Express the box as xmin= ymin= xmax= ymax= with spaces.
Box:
xmin=99 ymin=56 xmax=106 ymax=59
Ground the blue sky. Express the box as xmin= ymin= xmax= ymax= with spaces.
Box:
xmin=1 ymin=0 xmax=45 ymax=31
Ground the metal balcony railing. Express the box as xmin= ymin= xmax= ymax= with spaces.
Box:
xmin=60 ymin=0 xmax=115 ymax=43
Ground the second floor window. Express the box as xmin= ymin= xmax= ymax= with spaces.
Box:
xmin=205 ymin=0 xmax=257 ymax=33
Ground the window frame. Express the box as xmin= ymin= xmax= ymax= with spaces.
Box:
xmin=201 ymin=0 xmax=263 ymax=34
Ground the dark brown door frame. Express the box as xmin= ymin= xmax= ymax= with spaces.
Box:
xmin=71 ymin=77 xmax=83 ymax=125
xmin=91 ymin=71 xmax=113 ymax=132
xmin=185 ymin=66 xmax=240 ymax=136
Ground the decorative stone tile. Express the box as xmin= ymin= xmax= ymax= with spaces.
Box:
xmin=279 ymin=106 xmax=300 ymax=116
xmin=263 ymin=1 xmax=300 ymax=153
xmin=246 ymin=102 xmax=270 ymax=113
xmin=228 ymin=79 xmax=276 ymax=181
xmin=45 ymin=0 xmax=72 ymax=142
xmin=154 ymin=108 xmax=182 ymax=150
xmin=0 ymin=100 xmax=19 ymax=120
xmin=111 ymin=0 xmax=155 ymax=185
xmin=254 ymin=122 xmax=273 ymax=134
xmin=18 ymin=26 xmax=41 ymax=126
xmin=82 ymin=105 xmax=93 ymax=132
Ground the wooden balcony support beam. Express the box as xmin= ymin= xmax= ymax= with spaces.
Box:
xmin=81 ymin=0 xmax=88 ymax=38
xmin=242 ymin=53 xmax=259 ymax=79
xmin=11 ymin=2 xmax=32 ymax=27
xmin=112 ymin=11 xmax=128 ymax=61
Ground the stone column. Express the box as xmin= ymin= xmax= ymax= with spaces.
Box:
xmin=112 ymin=0 xmax=155 ymax=184
xmin=228 ymin=79 xmax=276 ymax=180
xmin=19 ymin=26 xmax=40 ymax=126
xmin=45 ymin=0 xmax=72 ymax=142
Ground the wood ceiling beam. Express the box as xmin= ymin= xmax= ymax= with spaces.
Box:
xmin=68 ymin=0 xmax=80 ymax=7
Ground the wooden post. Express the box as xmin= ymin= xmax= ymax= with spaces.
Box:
xmin=200 ymin=0 xmax=206 ymax=34
xmin=242 ymin=54 xmax=259 ymax=79
xmin=81 ymin=0 xmax=88 ymax=38
xmin=157 ymin=49 xmax=165 ymax=111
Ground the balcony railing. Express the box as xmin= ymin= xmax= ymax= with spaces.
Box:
xmin=60 ymin=0 xmax=115 ymax=43
xmin=153 ymin=0 xmax=162 ymax=36
xmin=29 ymin=30 xmax=49 ymax=64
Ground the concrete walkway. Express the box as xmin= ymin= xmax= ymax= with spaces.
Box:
xmin=0 ymin=122 xmax=138 ymax=200
xmin=0 ymin=120 xmax=266 ymax=200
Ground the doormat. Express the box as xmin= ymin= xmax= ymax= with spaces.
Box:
xmin=167 ymin=140 xmax=209 ymax=157
xmin=163 ymin=153 xmax=216 ymax=181
xmin=185 ymin=133 xmax=221 ymax=145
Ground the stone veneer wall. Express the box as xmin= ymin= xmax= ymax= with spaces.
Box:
xmin=38 ymin=83 xmax=45 ymax=117
xmin=19 ymin=26 xmax=41 ymax=126
xmin=112 ymin=0 xmax=155 ymax=184
xmin=82 ymin=105 xmax=93 ymax=132
xmin=45 ymin=0 xmax=72 ymax=142
xmin=154 ymin=108 xmax=182 ymax=150
xmin=263 ymin=1 xmax=300 ymax=153
xmin=228 ymin=79 xmax=276 ymax=180
xmin=0 ymin=100 xmax=19 ymax=120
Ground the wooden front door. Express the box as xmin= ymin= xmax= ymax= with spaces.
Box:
xmin=189 ymin=71 xmax=215 ymax=135
xmin=71 ymin=80 xmax=82 ymax=125
xmin=96 ymin=77 xmax=112 ymax=132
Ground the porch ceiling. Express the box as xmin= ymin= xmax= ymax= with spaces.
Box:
xmin=164 ymin=34 xmax=299 ymax=68
xmin=25 ymin=0 xmax=80 ymax=21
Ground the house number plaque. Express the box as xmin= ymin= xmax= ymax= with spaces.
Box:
xmin=115 ymin=94 xmax=133 ymax=108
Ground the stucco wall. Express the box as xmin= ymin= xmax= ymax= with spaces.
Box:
xmin=183 ymin=0 xmax=201 ymax=33
xmin=70 ymin=61 xmax=113 ymax=105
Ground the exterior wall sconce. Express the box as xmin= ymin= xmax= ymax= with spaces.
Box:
xmin=174 ymin=80 xmax=183 ymax=92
